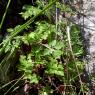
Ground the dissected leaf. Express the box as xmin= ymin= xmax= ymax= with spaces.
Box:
xmin=53 ymin=50 xmax=63 ymax=58
xmin=20 ymin=5 xmax=41 ymax=20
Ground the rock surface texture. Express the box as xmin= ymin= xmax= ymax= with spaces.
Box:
xmin=79 ymin=0 xmax=95 ymax=94
xmin=82 ymin=0 xmax=95 ymax=74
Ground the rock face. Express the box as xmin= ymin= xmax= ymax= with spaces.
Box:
xmin=79 ymin=0 xmax=95 ymax=94
xmin=80 ymin=0 xmax=95 ymax=74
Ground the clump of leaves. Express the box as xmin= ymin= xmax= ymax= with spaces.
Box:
xmin=0 ymin=0 xmax=87 ymax=95
xmin=20 ymin=5 xmax=41 ymax=20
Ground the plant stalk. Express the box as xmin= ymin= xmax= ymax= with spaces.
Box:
xmin=0 ymin=0 xmax=11 ymax=31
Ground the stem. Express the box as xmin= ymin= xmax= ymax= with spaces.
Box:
xmin=0 ymin=79 xmax=22 ymax=90
xmin=4 ymin=74 xmax=24 ymax=95
xmin=66 ymin=25 xmax=83 ymax=91
xmin=0 ymin=0 xmax=11 ymax=31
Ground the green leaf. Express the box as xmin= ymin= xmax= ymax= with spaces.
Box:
xmin=29 ymin=74 xmax=39 ymax=84
xmin=55 ymin=41 xmax=64 ymax=49
xmin=46 ymin=58 xmax=64 ymax=76
xmin=18 ymin=55 xmax=33 ymax=71
xmin=49 ymin=40 xmax=56 ymax=47
xmin=20 ymin=5 xmax=41 ymax=20
xmin=28 ymin=32 xmax=36 ymax=40
xmin=44 ymin=48 xmax=53 ymax=55
xmin=53 ymin=50 xmax=62 ymax=58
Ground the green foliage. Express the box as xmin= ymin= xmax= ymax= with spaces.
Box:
xmin=28 ymin=21 xmax=55 ymax=43
xmin=46 ymin=58 xmax=64 ymax=76
xmin=20 ymin=5 xmax=41 ymax=20
xmin=18 ymin=19 xmax=64 ymax=82
xmin=1 ymin=36 xmax=21 ymax=53
xmin=19 ymin=54 xmax=33 ymax=71
xmin=0 ymin=0 xmax=87 ymax=95
xmin=70 ymin=25 xmax=83 ymax=56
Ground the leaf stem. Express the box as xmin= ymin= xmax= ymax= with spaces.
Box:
xmin=0 ymin=0 xmax=11 ymax=31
